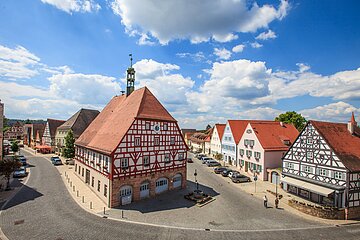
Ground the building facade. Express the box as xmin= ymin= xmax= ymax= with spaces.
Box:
xmin=282 ymin=114 xmax=360 ymax=219
xmin=4 ymin=121 xmax=24 ymax=141
xmin=0 ymin=100 xmax=3 ymax=161
xmin=42 ymin=119 xmax=65 ymax=152
xmin=237 ymin=122 xmax=298 ymax=181
xmin=55 ymin=109 xmax=99 ymax=155
xmin=210 ymin=124 xmax=225 ymax=157
xmin=74 ymin=66 xmax=187 ymax=207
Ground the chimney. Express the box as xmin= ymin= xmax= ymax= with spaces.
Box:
xmin=280 ymin=122 xmax=284 ymax=127
xmin=347 ymin=112 xmax=357 ymax=135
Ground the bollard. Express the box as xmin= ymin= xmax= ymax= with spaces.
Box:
xmin=70 ymin=181 xmax=72 ymax=187
xmin=122 ymin=210 xmax=124 ymax=219
xmin=82 ymin=196 xmax=84 ymax=203
xmin=73 ymin=186 xmax=75 ymax=191
xmin=77 ymin=190 xmax=79 ymax=197
xmin=103 ymin=207 xmax=106 ymax=215
xmin=90 ymin=202 xmax=92 ymax=209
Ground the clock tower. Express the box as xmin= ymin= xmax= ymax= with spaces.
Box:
xmin=126 ymin=54 xmax=135 ymax=97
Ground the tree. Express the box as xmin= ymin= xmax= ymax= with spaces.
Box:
xmin=25 ymin=119 xmax=31 ymax=124
xmin=275 ymin=111 xmax=307 ymax=132
xmin=11 ymin=141 xmax=19 ymax=154
xmin=214 ymin=153 xmax=223 ymax=161
xmin=0 ymin=157 xmax=21 ymax=190
xmin=62 ymin=130 xmax=75 ymax=159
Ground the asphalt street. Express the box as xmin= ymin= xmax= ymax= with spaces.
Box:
xmin=1 ymin=151 xmax=360 ymax=240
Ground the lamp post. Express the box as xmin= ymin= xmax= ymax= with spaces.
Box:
xmin=275 ymin=172 xmax=279 ymax=209
xmin=194 ymin=169 xmax=199 ymax=191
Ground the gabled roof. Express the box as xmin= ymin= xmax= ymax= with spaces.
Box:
xmin=76 ymin=87 xmax=177 ymax=154
xmin=311 ymin=120 xmax=360 ymax=172
xmin=228 ymin=120 xmax=275 ymax=144
xmin=250 ymin=122 xmax=299 ymax=151
xmin=47 ymin=119 xmax=66 ymax=138
xmin=58 ymin=109 xmax=100 ymax=138
xmin=32 ymin=123 xmax=46 ymax=139
xmin=214 ymin=124 xmax=226 ymax=140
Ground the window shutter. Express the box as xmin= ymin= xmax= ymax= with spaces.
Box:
xmin=316 ymin=168 xmax=320 ymax=175
xmin=284 ymin=162 xmax=288 ymax=168
xmin=331 ymin=171 xmax=335 ymax=178
xmin=342 ymin=172 xmax=346 ymax=180
xmin=259 ymin=165 xmax=262 ymax=172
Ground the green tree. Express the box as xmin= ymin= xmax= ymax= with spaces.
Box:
xmin=11 ymin=141 xmax=19 ymax=154
xmin=0 ymin=157 xmax=21 ymax=190
xmin=62 ymin=130 xmax=75 ymax=159
xmin=275 ymin=111 xmax=307 ymax=132
xmin=25 ymin=119 xmax=31 ymax=124
xmin=214 ymin=153 xmax=223 ymax=161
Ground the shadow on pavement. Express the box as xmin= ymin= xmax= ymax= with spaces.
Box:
xmin=1 ymin=179 xmax=43 ymax=210
xmin=115 ymin=180 xmax=219 ymax=213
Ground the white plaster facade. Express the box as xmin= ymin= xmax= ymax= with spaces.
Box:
xmin=221 ymin=122 xmax=237 ymax=166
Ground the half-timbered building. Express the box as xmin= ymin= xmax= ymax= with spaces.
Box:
xmin=42 ymin=119 xmax=65 ymax=153
xmin=74 ymin=65 xmax=187 ymax=207
xmin=282 ymin=113 xmax=360 ymax=219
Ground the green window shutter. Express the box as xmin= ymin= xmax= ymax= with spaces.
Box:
xmin=258 ymin=165 xmax=262 ymax=172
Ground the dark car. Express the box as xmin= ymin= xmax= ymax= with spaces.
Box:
xmin=221 ymin=169 xmax=233 ymax=177
xmin=231 ymin=174 xmax=251 ymax=183
xmin=186 ymin=158 xmax=193 ymax=163
xmin=13 ymin=166 xmax=27 ymax=178
xmin=214 ymin=167 xmax=228 ymax=174
xmin=65 ymin=158 xmax=75 ymax=165
xmin=18 ymin=155 xmax=27 ymax=166
xmin=51 ymin=156 xmax=62 ymax=165
xmin=206 ymin=160 xmax=221 ymax=167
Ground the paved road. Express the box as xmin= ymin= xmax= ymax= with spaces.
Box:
xmin=1 ymin=151 xmax=360 ymax=240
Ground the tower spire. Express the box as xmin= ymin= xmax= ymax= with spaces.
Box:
xmin=126 ymin=53 xmax=135 ymax=96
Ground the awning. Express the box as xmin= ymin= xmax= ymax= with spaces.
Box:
xmin=281 ymin=176 xmax=334 ymax=196
xmin=35 ymin=145 xmax=51 ymax=149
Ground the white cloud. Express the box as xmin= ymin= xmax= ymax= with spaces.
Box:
xmin=133 ymin=59 xmax=194 ymax=108
xmin=176 ymin=52 xmax=206 ymax=62
xmin=237 ymin=107 xmax=281 ymax=120
xmin=48 ymin=73 xmax=120 ymax=104
xmin=110 ymin=0 xmax=290 ymax=44
xmin=256 ymin=30 xmax=277 ymax=40
xmin=232 ymin=44 xmax=245 ymax=53
xmin=251 ymin=42 xmax=263 ymax=48
xmin=0 ymin=45 xmax=40 ymax=79
xmin=296 ymin=63 xmax=310 ymax=73
xmin=300 ymin=102 xmax=360 ymax=123
xmin=214 ymin=48 xmax=232 ymax=60
xmin=40 ymin=0 xmax=101 ymax=14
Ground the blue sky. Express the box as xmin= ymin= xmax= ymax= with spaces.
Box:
xmin=0 ymin=0 xmax=359 ymax=129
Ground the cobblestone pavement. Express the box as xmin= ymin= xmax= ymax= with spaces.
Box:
xmin=1 ymin=150 xmax=360 ymax=240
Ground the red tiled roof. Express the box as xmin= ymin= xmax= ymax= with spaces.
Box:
xmin=311 ymin=120 xmax=360 ymax=171
xmin=250 ymin=122 xmax=299 ymax=151
xmin=228 ymin=120 xmax=275 ymax=144
xmin=47 ymin=119 xmax=66 ymax=137
xmin=76 ymin=87 xmax=176 ymax=154
xmin=214 ymin=124 xmax=226 ymax=140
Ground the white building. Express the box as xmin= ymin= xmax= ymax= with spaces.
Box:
xmin=210 ymin=124 xmax=226 ymax=157
xmin=282 ymin=114 xmax=360 ymax=219
xmin=237 ymin=121 xmax=298 ymax=181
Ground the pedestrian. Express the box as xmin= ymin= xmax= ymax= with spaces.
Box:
xmin=275 ymin=198 xmax=279 ymax=209
xmin=263 ymin=195 xmax=268 ymax=208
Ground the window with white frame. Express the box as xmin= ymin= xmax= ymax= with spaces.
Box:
xmin=244 ymin=139 xmax=248 ymax=146
xmin=287 ymin=162 xmax=294 ymax=169
xmin=154 ymin=137 xmax=160 ymax=146
xmin=303 ymin=165 xmax=312 ymax=173
xmin=178 ymin=153 xmax=184 ymax=161
xmin=170 ymin=137 xmax=175 ymax=145
xmin=307 ymin=151 xmax=313 ymax=160
xmin=254 ymin=152 xmax=261 ymax=159
xmin=334 ymin=171 xmax=344 ymax=180
xmin=239 ymin=149 xmax=244 ymax=156
xmin=250 ymin=140 xmax=255 ymax=147
xmin=135 ymin=137 xmax=141 ymax=146
xmin=143 ymin=156 xmax=149 ymax=166
xmin=163 ymin=123 xmax=168 ymax=131
xmin=246 ymin=150 xmax=252 ymax=158
xmin=145 ymin=122 xmax=150 ymax=130
xmin=307 ymin=138 xmax=313 ymax=144
xmin=319 ymin=168 xmax=328 ymax=177
xmin=120 ymin=158 xmax=128 ymax=169
xmin=164 ymin=153 xmax=170 ymax=163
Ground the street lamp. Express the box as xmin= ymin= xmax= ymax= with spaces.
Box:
xmin=194 ymin=169 xmax=199 ymax=191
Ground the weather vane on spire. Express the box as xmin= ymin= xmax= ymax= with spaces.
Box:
xmin=129 ymin=53 xmax=133 ymax=67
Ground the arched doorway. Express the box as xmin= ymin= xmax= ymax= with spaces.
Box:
xmin=155 ymin=177 xmax=168 ymax=194
xmin=173 ymin=174 xmax=182 ymax=188
xmin=119 ymin=185 xmax=132 ymax=205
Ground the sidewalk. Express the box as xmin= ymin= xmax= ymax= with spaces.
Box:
xmin=219 ymin=160 xmax=358 ymax=225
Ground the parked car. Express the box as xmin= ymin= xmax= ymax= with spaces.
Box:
xmin=221 ymin=169 xmax=233 ymax=177
xmin=51 ymin=156 xmax=62 ymax=165
xmin=65 ymin=158 xmax=75 ymax=165
xmin=206 ymin=160 xmax=221 ymax=167
xmin=228 ymin=171 xmax=240 ymax=178
xmin=231 ymin=174 xmax=251 ymax=183
xmin=18 ymin=155 xmax=27 ymax=166
xmin=214 ymin=167 xmax=228 ymax=174
xmin=196 ymin=154 xmax=206 ymax=160
xmin=186 ymin=158 xmax=193 ymax=163
xmin=13 ymin=166 xmax=27 ymax=178
xmin=201 ymin=157 xmax=213 ymax=164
